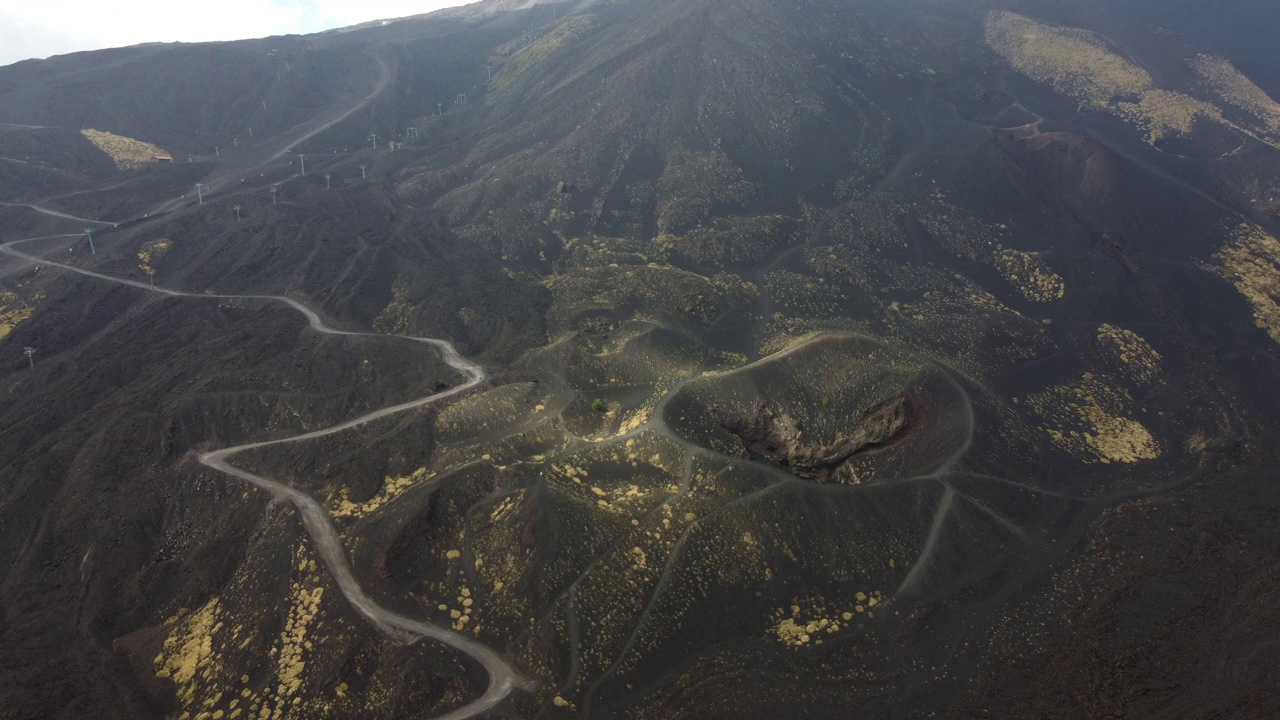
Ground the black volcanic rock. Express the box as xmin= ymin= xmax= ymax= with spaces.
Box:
xmin=723 ymin=396 xmax=908 ymax=482
xmin=0 ymin=124 xmax=118 ymax=198
xmin=1 ymin=0 xmax=1280 ymax=718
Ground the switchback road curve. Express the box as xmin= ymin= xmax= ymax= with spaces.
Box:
xmin=0 ymin=223 xmax=531 ymax=720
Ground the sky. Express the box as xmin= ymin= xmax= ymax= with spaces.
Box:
xmin=0 ymin=0 xmax=470 ymax=67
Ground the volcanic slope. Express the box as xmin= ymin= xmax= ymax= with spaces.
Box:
xmin=2 ymin=0 xmax=1280 ymax=719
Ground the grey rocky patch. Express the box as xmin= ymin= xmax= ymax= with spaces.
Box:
xmin=721 ymin=395 xmax=908 ymax=482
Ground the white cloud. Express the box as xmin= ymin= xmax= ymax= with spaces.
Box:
xmin=0 ymin=1 xmax=471 ymax=67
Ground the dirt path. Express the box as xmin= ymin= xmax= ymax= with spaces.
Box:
xmin=148 ymin=53 xmax=392 ymax=215
xmin=0 ymin=201 xmax=115 ymax=225
xmin=0 ymin=218 xmax=532 ymax=720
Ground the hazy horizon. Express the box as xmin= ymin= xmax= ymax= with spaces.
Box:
xmin=0 ymin=0 xmax=471 ymax=68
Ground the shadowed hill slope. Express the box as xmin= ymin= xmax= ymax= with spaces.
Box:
xmin=0 ymin=124 xmax=118 ymax=198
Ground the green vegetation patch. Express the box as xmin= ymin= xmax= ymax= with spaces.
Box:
xmin=545 ymin=263 xmax=758 ymax=334
xmin=0 ymin=291 xmax=41 ymax=340
xmin=656 ymin=215 xmax=800 ymax=266
xmin=489 ymin=15 xmax=600 ymax=92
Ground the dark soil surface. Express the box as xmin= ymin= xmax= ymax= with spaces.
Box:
xmin=723 ymin=396 xmax=909 ymax=482
xmin=2 ymin=0 xmax=1280 ymax=718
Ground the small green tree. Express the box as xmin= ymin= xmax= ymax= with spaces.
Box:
xmin=592 ymin=398 xmax=606 ymax=413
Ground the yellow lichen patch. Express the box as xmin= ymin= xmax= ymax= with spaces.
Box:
xmin=770 ymin=595 xmax=883 ymax=648
xmin=994 ymin=249 xmax=1066 ymax=302
xmin=489 ymin=493 xmax=521 ymax=524
xmin=547 ymin=262 xmax=757 ymax=335
xmin=615 ymin=406 xmax=652 ymax=436
xmin=0 ymin=291 xmax=41 ymax=340
xmin=330 ymin=467 xmax=431 ymax=519
xmin=1214 ymin=224 xmax=1280 ymax=344
xmin=186 ymin=543 xmax=337 ymax=720
xmin=656 ymin=147 xmax=761 ymax=234
xmin=275 ymin=582 xmax=324 ymax=700
xmin=154 ymin=597 xmax=224 ymax=706
xmin=967 ymin=288 xmax=1023 ymax=317
xmin=759 ymin=328 xmax=828 ymax=357
xmin=373 ymin=277 xmax=414 ymax=335
xmin=433 ymin=381 xmax=550 ymax=443
xmin=1097 ymin=324 xmax=1162 ymax=383
xmin=1082 ymin=413 xmax=1159 ymax=463
xmin=80 ymin=128 xmax=169 ymax=170
xmin=1030 ymin=374 xmax=1160 ymax=463
xmin=446 ymin=585 xmax=477 ymax=632
xmin=1194 ymin=54 xmax=1280 ymax=140
xmin=985 ymin=11 xmax=1152 ymax=108
xmin=918 ymin=203 xmax=1062 ymax=303
xmin=658 ymin=215 xmax=799 ymax=266
xmin=773 ymin=616 xmax=816 ymax=647
xmin=1115 ymin=89 xmax=1225 ymax=144
xmin=630 ymin=546 xmax=648 ymax=571
xmin=985 ymin=12 xmax=1226 ymax=145
xmin=137 ymin=238 xmax=172 ymax=275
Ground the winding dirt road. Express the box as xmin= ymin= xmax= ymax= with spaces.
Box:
xmin=0 ymin=201 xmax=116 ymax=225
xmin=148 ymin=53 xmax=392 ymax=216
xmin=0 ymin=48 xmax=539 ymax=718
xmin=0 ymin=226 xmax=531 ymax=718
xmin=3 ymin=47 xmax=1033 ymax=719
